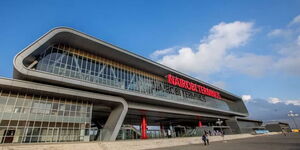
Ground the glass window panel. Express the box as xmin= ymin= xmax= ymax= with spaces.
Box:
xmin=52 ymin=103 xmax=58 ymax=110
xmin=0 ymin=120 xmax=9 ymax=126
xmin=23 ymin=107 xmax=31 ymax=113
xmin=71 ymin=105 xmax=76 ymax=111
xmin=59 ymin=104 xmax=65 ymax=111
xmin=23 ymin=99 xmax=32 ymax=108
xmin=49 ymin=122 xmax=56 ymax=127
xmin=81 ymin=113 xmax=86 ymax=118
xmin=4 ymin=105 xmax=13 ymax=112
xmin=81 ymin=106 xmax=87 ymax=113
xmin=9 ymin=120 xmax=18 ymax=126
xmin=14 ymin=107 xmax=22 ymax=113
xmin=70 ymin=111 xmax=75 ymax=116
xmin=74 ymin=123 xmax=80 ymax=128
xmin=16 ymin=98 xmax=25 ymax=106
xmin=87 ymin=106 xmax=91 ymax=113
xmin=64 ymin=111 xmax=69 ymax=116
xmin=7 ymin=96 xmax=16 ymax=105
xmin=58 ymin=110 xmax=64 ymax=116
xmin=86 ymin=59 xmax=91 ymax=72
xmin=91 ymin=61 xmax=95 ymax=75
xmin=49 ymin=53 xmax=58 ymax=62
xmin=55 ymin=123 xmax=62 ymax=127
xmin=34 ymin=122 xmax=42 ymax=127
xmin=61 ymin=53 xmax=67 ymax=64
xmin=76 ymin=111 xmax=81 ymax=117
xmin=86 ymin=113 xmax=90 ymax=118
xmin=51 ymin=109 xmax=58 ymax=115
xmin=18 ymin=121 xmax=27 ymax=127
xmin=71 ymin=58 xmax=77 ymax=71
xmin=31 ymin=101 xmax=40 ymax=113
xmin=76 ymin=106 xmax=81 ymax=112
xmin=0 ymin=96 xmax=7 ymax=104
xmin=81 ymin=59 xmax=87 ymax=73
xmin=66 ymin=55 xmax=73 ymax=66
xmin=65 ymin=104 xmax=70 ymax=111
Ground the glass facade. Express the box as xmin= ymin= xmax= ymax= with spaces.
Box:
xmin=0 ymin=89 xmax=92 ymax=144
xmin=35 ymin=45 xmax=230 ymax=112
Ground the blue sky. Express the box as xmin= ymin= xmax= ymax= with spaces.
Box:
xmin=0 ymin=0 xmax=300 ymax=126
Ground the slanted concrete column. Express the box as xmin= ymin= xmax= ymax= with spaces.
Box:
xmin=225 ymin=117 xmax=241 ymax=134
xmin=102 ymin=104 xmax=128 ymax=141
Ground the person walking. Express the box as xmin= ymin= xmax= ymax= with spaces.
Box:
xmin=205 ymin=133 xmax=210 ymax=145
xmin=167 ymin=129 xmax=172 ymax=138
xmin=202 ymin=133 xmax=209 ymax=146
xmin=282 ymin=130 xmax=287 ymax=136
xmin=202 ymin=134 xmax=207 ymax=145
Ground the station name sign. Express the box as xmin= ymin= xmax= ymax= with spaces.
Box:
xmin=167 ymin=74 xmax=221 ymax=99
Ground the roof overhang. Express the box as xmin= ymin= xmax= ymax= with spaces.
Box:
xmin=13 ymin=27 xmax=249 ymax=117
xmin=14 ymin=27 xmax=244 ymax=101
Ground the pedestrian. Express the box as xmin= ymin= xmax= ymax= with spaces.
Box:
xmin=202 ymin=134 xmax=207 ymax=145
xmin=205 ymin=133 xmax=210 ymax=145
xmin=202 ymin=133 xmax=209 ymax=146
xmin=167 ymin=129 xmax=171 ymax=138
xmin=282 ymin=130 xmax=287 ymax=136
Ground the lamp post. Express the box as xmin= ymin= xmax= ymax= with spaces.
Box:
xmin=288 ymin=111 xmax=299 ymax=129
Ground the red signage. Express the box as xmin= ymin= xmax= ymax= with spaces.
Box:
xmin=167 ymin=74 xmax=221 ymax=99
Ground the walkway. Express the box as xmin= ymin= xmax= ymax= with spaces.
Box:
xmin=151 ymin=133 xmax=300 ymax=150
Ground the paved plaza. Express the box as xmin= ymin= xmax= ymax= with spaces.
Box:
xmin=150 ymin=133 xmax=300 ymax=150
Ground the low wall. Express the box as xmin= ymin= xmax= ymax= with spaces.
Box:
xmin=0 ymin=132 xmax=280 ymax=150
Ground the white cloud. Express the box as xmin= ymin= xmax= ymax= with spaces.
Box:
xmin=150 ymin=48 xmax=175 ymax=59
xmin=289 ymin=15 xmax=300 ymax=25
xmin=297 ymin=35 xmax=300 ymax=46
xmin=272 ymin=16 xmax=300 ymax=76
xmin=268 ymin=97 xmax=281 ymax=104
xmin=275 ymin=55 xmax=300 ymax=75
xmin=267 ymin=29 xmax=283 ymax=37
xmin=242 ymin=95 xmax=252 ymax=102
xmin=267 ymin=97 xmax=300 ymax=106
xmin=285 ymin=100 xmax=300 ymax=106
xmin=150 ymin=14 xmax=300 ymax=78
xmin=156 ymin=21 xmax=255 ymax=76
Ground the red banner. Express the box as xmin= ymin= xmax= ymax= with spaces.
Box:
xmin=167 ymin=74 xmax=221 ymax=99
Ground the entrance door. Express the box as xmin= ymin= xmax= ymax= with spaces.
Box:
xmin=1 ymin=130 xmax=15 ymax=143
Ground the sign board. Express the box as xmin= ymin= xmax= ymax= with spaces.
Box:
xmin=167 ymin=74 xmax=221 ymax=99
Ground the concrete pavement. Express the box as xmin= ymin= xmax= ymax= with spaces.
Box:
xmin=150 ymin=133 xmax=300 ymax=150
xmin=0 ymin=132 xmax=282 ymax=150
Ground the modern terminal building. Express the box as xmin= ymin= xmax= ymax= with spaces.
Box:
xmin=0 ymin=27 xmax=260 ymax=144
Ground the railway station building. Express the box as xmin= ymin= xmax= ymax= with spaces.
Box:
xmin=0 ymin=27 xmax=259 ymax=144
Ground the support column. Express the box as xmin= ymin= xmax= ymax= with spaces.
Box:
xmin=102 ymin=104 xmax=127 ymax=141
xmin=225 ymin=117 xmax=241 ymax=134
xmin=198 ymin=121 xmax=203 ymax=127
xmin=141 ymin=116 xmax=148 ymax=139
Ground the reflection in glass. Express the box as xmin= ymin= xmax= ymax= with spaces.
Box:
xmin=36 ymin=46 xmax=231 ymax=112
